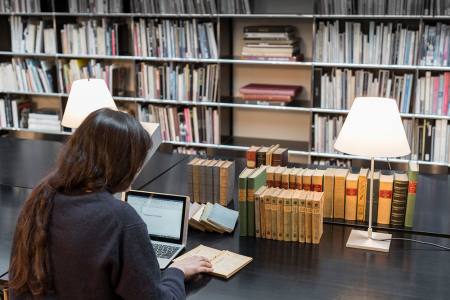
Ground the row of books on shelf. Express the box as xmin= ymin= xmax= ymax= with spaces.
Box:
xmin=315 ymin=68 xmax=414 ymax=112
xmin=316 ymin=21 xmax=450 ymax=67
xmin=415 ymin=72 xmax=450 ymax=115
xmin=245 ymin=162 xmax=419 ymax=228
xmin=132 ymin=19 xmax=218 ymax=59
xmin=140 ymin=105 xmax=220 ymax=144
xmin=68 ymin=0 xmax=123 ymax=13
xmin=239 ymin=166 xmax=325 ymax=244
xmin=136 ymin=62 xmax=219 ymax=101
xmin=10 ymin=17 xmax=56 ymax=54
xmin=188 ymin=202 xmax=238 ymax=233
xmin=246 ymin=144 xmax=289 ymax=168
xmin=0 ymin=0 xmax=42 ymax=12
xmin=186 ymin=158 xmax=235 ymax=206
xmin=318 ymin=0 xmax=450 ymax=15
xmin=241 ymin=25 xmax=302 ymax=62
xmin=0 ymin=99 xmax=61 ymax=132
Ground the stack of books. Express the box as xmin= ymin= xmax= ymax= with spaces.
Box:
xmin=246 ymin=144 xmax=288 ymax=168
xmin=0 ymin=0 xmax=41 ymax=12
xmin=315 ymin=68 xmax=414 ymax=112
xmin=58 ymin=59 xmax=130 ymax=96
xmin=10 ymin=17 xmax=55 ymax=54
xmin=0 ymin=98 xmax=31 ymax=129
xmin=415 ymin=72 xmax=450 ymax=116
xmin=419 ymin=23 xmax=450 ymax=67
xmin=27 ymin=109 xmax=61 ymax=132
xmin=189 ymin=202 xmax=239 ymax=233
xmin=186 ymin=158 xmax=235 ymax=206
xmin=68 ymin=0 xmax=123 ymax=13
xmin=241 ymin=25 xmax=300 ymax=61
xmin=60 ymin=19 xmax=125 ymax=56
xmin=315 ymin=21 xmax=418 ymax=65
xmin=131 ymin=19 xmax=218 ymax=58
xmin=0 ymin=59 xmax=55 ymax=93
xmin=136 ymin=63 xmax=219 ymax=102
xmin=142 ymin=105 xmax=219 ymax=144
xmin=239 ymin=83 xmax=302 ymax=105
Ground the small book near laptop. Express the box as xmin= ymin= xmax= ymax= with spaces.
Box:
xmin=173 ymin=245 xmax=253 ymax=279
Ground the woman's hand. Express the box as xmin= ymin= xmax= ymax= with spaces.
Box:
xmin=169 ymin=256 xmax=213 ymax=280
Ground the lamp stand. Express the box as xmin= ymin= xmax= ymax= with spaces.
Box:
xmin=346 ymin=157 xmax=392 ymax=252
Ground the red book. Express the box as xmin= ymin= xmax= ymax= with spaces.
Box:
xmin=246 ymin=146 xmax=260 ymax=168
xmin=443 ymin=72 xmax=450 ymax=115
xmin=433 ymin=77 xmax=439 ymax=114
xmin=184 ymin=108 xmax=192 ymax=143
xmin=242 ymin=94 xmax=293 ymax=102
xmin=239 ymin=83 xmax=302 ymax=97
xmin=111 ymin=28 xmax=116 ymax=56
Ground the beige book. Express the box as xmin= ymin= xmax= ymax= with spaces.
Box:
xmin=377 ymin=172 xmax=394 ymax=225
xmin=173 ymin=245 xmax=253 ymax=279
xmin=289 ymin=168 xmax=299 ymax=189
xmin=271 ymin=188 xmax=282 ymax=240
xmin=281 ymin=169 xmax=291 ymax=189
xmin=254 ymin=186 xmax=267 ymax=238
xmin=189 ymin=204 xmax=206 ymax=231
xmin=291 ymin=190 xmax=300 ymax=242
xmin=264 ymin=188 xmax=274 ymax=238
xmin=312 ymin=169 xmax=325 ymax=192
xmin=192 ymin=158 xmax=205 ymax=203
xmin=283 ymin=189 xmax=294 ymax=241
xmin=302 ymin=169 xmax=315 ymax=191
xmin=333 ymin=168 xmax=349 ymax=219
xmin=274 ymin=166 xmax=286 ymax=188
xmin=323 ymin=168 xmax=335 ymax=218
xmin=312 ymin=192 xmax=324 ymax=244
xmin=305 ymin=191 xmax=314 ymax=243
xmin=266 ymin=144 xmax=280 ymax=166
xmin=298 ymin=190 xmax=307 ymax=243
xmin=259 ymin=187 xmax=271 ymax=239
xmin=357 ymin=168 xmax=369 ymax=221
xmin=200 ymin=203 xmax=225 ymax=233
xmin=344 ymin=172 xmax=359 ymax=221
xmin=266 ymin=166 xmax=277 ymax=187
xmin=276 ymin=190 xmax=286 ymax=241
xmin=295 ymin=168 xmax=305 ymax=190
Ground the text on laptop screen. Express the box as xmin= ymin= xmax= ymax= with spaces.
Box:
xmin=127 ymin=194 xmax=184 ymax=240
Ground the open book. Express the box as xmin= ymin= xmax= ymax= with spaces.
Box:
xmin=173 ymin=245 xmax=252 ymax=279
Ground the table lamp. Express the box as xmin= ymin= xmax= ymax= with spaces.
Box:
xmin=334 ymin=97 xmax=411 ymax=252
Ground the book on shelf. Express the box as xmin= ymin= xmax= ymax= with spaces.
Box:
xmin=276 ymin=189 xmax=285 ymax=240
xmin=10 ymin=17 xmax=55 ymax=54
xmin=405 ymin=161 xmax=419 ymax=227
xmin=241 ymin=25 xmax=302 ymax=61
xmin=68 ymin=0 xmax=123 ymax=13
xmin=312 ymin=169 xmax=325 ymax=192
xmin=131 ymin=19 xmax=218 ymax=59
xmin=60 ymin=19 xmax=128 ymax=56
xmin=419 ymin=23 xmax=450 ymax=67
xmin=247 ymin=166 xmax=267 ymax=237
xmin=173 ymin=244 xmax=253 ymax=279
xmin=323 ymin=168 xmax=335 ymax=218
xmin=333 ymin=168 xmax=348 ymax=219
xmin=314 ymin=114 xmax=344 ymax=154
xmin=412 ymin=119 xmax=449 ymax=163
xmin=415 ymin=72 xmax=450 ymax=116
xmin=239 ymin=83 xmax=302 ymax=103
xmin=317 ymin=0 xmax=433 ymax=15
xmin=254 ymin=185 xmax=267 ymax=238
xmin=282 ymin=189 xmax=294 ymax=241
xmin=0 ymin=98 xmax=31 ymax=129
xmin=301 ymin=168 xmax=314 ymax=191
xmin=365 ymin=170 xmax=380 ymax=224
xmin=316 ymin=68 xmax=414 ymax=112
xmin=136 ymin=63 xmax=219 ymax=102
xmin=391 ymin=172 xmax=409 ymax=227
xmin=238 ymin=168 xmax=254 ymax=236
xmin=142 ymin=105 xmax=219 ymax=144
xmin=377 ymin=171 xmax=394 ymax=225
xmin=0 ymin=58 xmax=55 ymax=93
xmin=315 ymin=21 xmax=418 ymax=65
xmin=344 ymin=171 xmax=358 ymax=221
xmin=356 ymin=168 xmax=369 ymax=222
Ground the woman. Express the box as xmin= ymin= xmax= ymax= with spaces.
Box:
xmin=9 ymin=108 xmax=212 ymax=299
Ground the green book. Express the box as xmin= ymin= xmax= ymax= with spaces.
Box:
xmin=238 ymin=168 xmax=255 ymax=236
xmin=246 ymin=166 xmax=267 ymax=237
xmin=405 ymin=161 xmax=419 ymax=227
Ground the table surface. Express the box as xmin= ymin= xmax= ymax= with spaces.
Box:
xmin=1 ymin=138 xmax=450 ymax=299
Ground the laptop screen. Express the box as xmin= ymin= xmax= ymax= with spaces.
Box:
xmin=126 ymin=192 xmax=186 ymax=243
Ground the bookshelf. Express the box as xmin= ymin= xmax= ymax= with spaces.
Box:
xmin=0 ymin=0 xmax=449 ymax=171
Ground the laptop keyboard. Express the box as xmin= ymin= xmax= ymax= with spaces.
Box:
xmin=153 ymin=243 xmax=180 ymax=259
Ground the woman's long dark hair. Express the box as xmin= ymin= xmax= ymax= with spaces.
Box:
xmin=9 ymin=108 xmax=152 ymax=296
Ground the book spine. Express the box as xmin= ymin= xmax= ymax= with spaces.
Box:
xmin=238 ymin=175 xmax=248 ymax=236
xmin=247 ymin=186 xmax=255 ymax=237
xmin=333 ymin=176 xmax=346 ymax=219
xmin=246 ymin=148 xmax=257 ymax=168
xmin=405 ymin=170 xmax=418 ymax=227
xmin=323 ymin=174 xmax=334 ymax=218
xmin=276 ymin=194 xmax=284 ymax=241
xmin=283 ymin=195 xmax=292 ymax=241
xmin=260 ymin=192 xmax=266 ymax=238
xmin=377 ymin=181 xmax=393 ymax=225
xmin=264 ymin=195 xmax=272 ymax=238
xmin=344 ymin=179 xmax=358 ymax=221
xmin=271 ymin=192 xmax=278 ymax=240
xmin=356 ymin=174 xmax=368 ymax=221
xmin=312 ymin=175 xmax=323 ymax=192
xmin=291 ymin=197 xmax=299 ymax=242
xmin=255 ymin=192 xmax=261 ymax=238
xmin=305 ymin=195 xmax=313 ymax=244
xmin=312 ymin=195 xmax=322 ymax=244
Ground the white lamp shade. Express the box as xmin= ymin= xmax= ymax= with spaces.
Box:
xmin=62 ymin=79 xmax=117 ymax=128
xmin=334 ymin=97 xmax=411 ymax=158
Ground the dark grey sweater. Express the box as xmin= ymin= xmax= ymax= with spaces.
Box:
xmin=12 ymin=191 xmax=186 ymax=300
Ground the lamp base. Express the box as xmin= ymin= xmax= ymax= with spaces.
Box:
xmin=346 ymin=229 xmax=392 ymax=252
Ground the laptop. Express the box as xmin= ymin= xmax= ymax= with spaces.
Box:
xmin=125 ymin=190 xmax=189 ymax=269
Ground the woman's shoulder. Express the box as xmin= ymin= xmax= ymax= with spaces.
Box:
xmin=95 ymin=191 xmax=145 ymax=228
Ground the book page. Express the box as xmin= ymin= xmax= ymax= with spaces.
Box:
xmin=211 ymin=251 xmax=253 ymax=279
xmin=173 ymin=245 xmax=222 ymax=262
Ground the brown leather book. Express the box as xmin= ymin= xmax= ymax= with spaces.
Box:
xmin=242 ymin=94 xmax=293 ymax=102
xmin=239 ymin=83 xmax=302 ymax=96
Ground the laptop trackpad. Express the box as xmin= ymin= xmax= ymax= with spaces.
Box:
xmin=158 ymin=257 xmax=171 ymax=269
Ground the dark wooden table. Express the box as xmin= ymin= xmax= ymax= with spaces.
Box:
xmin=1 ymin=138 xmax=450 ymax=299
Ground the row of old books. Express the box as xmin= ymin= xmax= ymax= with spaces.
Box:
xmin=189 ymin=202 xmax=238 ymax=233
xmin=10 ymin=17 xmax=56 ymax=54
xmin=141 ymin=105 xmax=220 ymax=144
xmin=0 ymin=59 xmax=55 ymax=93
xmin=246 ymin=145 xmax=289 ymax=168
xmin=239 ymin=83 xmax=302 ymax=105
xmin=314 ymin=68 xmax=414 ymax=113
xmin=68 ymin=0 xmax=123 ymax=13
xmin=315 ymin=21 xmax=418 ymax=65
xmin=186 ymin=158 xmax=235 ymax=206
xmin=0 ymin=0 xmax=42 ymax=12
xmin=57 ymin=59 xmax=130 ymax=96
xmin=317 ymin=0 xmax=447 ymax=15
xmin=415 ymin=72 xmax=450 ymax=116
xmin=132 ymin=19 xmax=218 ymax=59
xmin=241 ymin=25 xmax=301 ymax=62
xmin=136 ymin=63 xmax=219 ymax=102
xmin=60 ymin=19 xmax=125 ymax=56
xmin=259 ymin=162 xmax=419 ymax=227
xmin=420 ymin=23 xmax=450 ymax=67
xmin=412 ymin=119 xmax=450 ymax=162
